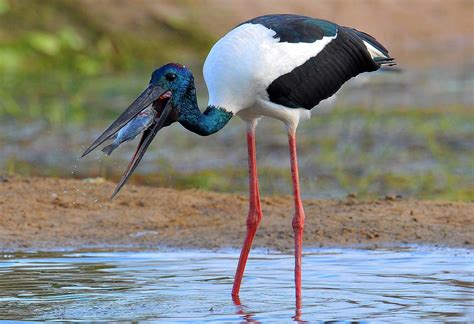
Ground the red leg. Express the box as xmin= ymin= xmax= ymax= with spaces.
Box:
xmin=288 ymin=131 xmax=305 ymax=309
xmin=232 ymin=121 xmax=262 ymax=297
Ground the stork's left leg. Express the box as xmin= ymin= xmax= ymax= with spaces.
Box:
xmin=288 ymin=130 xmax=305 ymax=308
xmin=232 ymin=120 xmax=262 ymax=297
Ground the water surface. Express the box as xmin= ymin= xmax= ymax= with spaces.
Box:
xmin=0 ymin=247 xmax=472 ymax=322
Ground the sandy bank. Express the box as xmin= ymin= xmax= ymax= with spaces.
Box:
xmin=0 ymin=176 xmax=472 ymax=251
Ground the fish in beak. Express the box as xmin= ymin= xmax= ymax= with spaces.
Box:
xmin=101 ymin=106 xmax=157 ymax=156
xmin=82 ymin=85 xmax=174 ymax=198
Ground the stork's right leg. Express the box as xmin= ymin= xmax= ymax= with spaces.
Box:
xmin=288 ymin=130 xmax=305 ymax=310
xmin=232 ymin=120 xmax=262 ymax=297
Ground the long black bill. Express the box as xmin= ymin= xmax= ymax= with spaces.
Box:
xmin=110 ymin=99 xmax=173 ymax=198
xmin=81 ymin=85 xmax=166 ymax=158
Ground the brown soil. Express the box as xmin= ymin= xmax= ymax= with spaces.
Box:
xmin=0 ymin=176 xmax=472 ymax=251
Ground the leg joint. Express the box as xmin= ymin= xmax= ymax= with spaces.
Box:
xmin=292 ymin=217 xmax=304 ymax=231
xmin=246 ymin=211 xmax=262 ymax=229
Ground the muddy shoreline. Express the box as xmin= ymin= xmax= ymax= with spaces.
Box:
xmin=0 ymin=176 xmax=472 ymax=251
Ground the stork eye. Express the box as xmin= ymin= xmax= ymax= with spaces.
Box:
xmin=166 ymin=73 xmax=177 ymax=82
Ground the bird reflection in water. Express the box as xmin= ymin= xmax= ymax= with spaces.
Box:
xmin=233 ymin=294 xmax=306 ymax=323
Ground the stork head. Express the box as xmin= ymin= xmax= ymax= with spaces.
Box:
xmin=149 ymin=63 xmax=194 ymax=121
xmin=81 ymin=63 xmax=195 ymax=197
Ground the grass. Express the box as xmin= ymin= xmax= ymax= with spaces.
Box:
xmin=4 ymin=93 xmax=470 ymax=200
xmin=0 ymin=0 xmax=213 ymax=126
xmin=299 ymin=105 xmax=473 ymax=200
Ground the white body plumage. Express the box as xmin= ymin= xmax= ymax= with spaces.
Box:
xmin=203 ymin=22 xmax=388 ymax=132
xmin=203 ymin=23 xmax=336 ymax=132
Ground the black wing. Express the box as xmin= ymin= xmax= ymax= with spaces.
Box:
xmin=244 ymin=14 xmax=338 ymax=43
xmin=248 ymin=15 xmax=395 ymax=109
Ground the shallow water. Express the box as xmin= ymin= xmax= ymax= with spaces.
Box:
xmin=0 ymin=247 xmax=472 ymax=322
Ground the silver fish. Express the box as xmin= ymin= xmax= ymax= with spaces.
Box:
xmin=101 ymin=107 xmax=156 ymax=155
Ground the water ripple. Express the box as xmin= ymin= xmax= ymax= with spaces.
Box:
xmin=0 ymin=246 xmax=472 ymax=322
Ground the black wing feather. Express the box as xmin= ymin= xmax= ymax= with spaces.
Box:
xmin=345 ymin=27 xmax=389 ymax=57
xmin=243 ymin=14 xmax=337 ymax=43
xmin=266 ymin=22 xmax=395 ymax=109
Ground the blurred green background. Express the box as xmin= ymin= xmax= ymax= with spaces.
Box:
xmin=0 ymin=0 xmax=472 ymax=200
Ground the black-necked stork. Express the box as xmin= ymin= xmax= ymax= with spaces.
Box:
xmin=82 ymin=14 xmax=395 ymax=307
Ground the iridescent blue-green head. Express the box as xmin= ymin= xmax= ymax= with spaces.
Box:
xmin=82 ymin=63 xmax=232 ymax=198
xmin=149 ymin=63 xmax=195 ymax=123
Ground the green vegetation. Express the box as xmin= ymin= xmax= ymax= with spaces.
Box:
xmin=0 ymin=0 xmax=212 ymax=125
xmin=155 ymin=106 xmax=472 ymax=200
xmin=298 ymin=106 xmax=473 ymax=200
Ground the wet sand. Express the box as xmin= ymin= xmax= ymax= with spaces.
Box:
xmin=0 ymin=176 xmax=472 ymax=251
